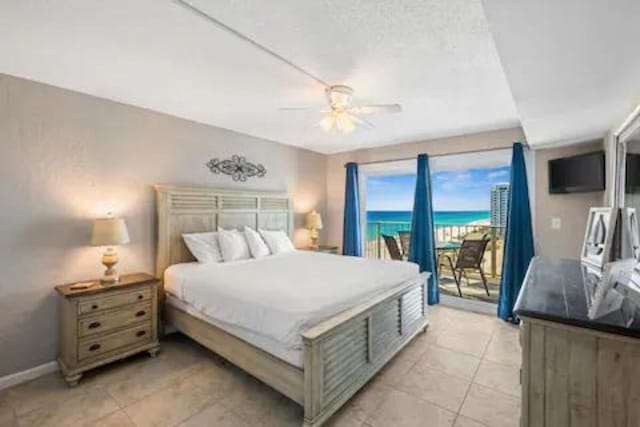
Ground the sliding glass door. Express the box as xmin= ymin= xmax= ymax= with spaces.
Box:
xmin=430 ymin=151 xmax=511 ymax=305
xmin=360 ymin=149 xmax=512 ymax=306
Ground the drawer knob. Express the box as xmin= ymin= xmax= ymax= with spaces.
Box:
xmin=88 ymin=321 xmax=101 ymax=329
xmin=89 ymin=343 xmax=101 ymax=352
xmin=135 ymin=310 xmax=146 ymax=318
xmin=137 ymin=295 xmax=144 ymax=300
xmin=136 ymin=330 xmax=146 ymax=337
xmin=91 ymin=304 xmax=99 ymax=310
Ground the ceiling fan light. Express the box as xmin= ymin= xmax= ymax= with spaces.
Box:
xmin=319 ymin=115 xmax=334 ymax=132
xmin=335 ymin=113 xmax=355 ymax=133
xmin=327 ymin=85 xmax=354 ymax=110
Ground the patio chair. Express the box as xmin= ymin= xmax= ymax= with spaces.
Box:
xmin=382 ymin=234 xmax=404 ymax=261
xmin=398 ymin=231 xmax=411 ymax=257
xmin=439 ymin=234 xmax=490 ymax=297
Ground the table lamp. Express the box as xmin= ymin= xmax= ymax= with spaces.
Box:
xmin=306 ymin=210 xmax=323 ymax=248
xmin=90 ymin=216 xmax=130 ymax=284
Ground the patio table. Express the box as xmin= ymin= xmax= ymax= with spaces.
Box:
xmin=436 ymin=241 xmax=461 ymax=274
xmin=436 ymin=241 xmax=462 ymax=251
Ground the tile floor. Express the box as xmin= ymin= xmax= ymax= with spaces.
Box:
xmin=0 ymin=306 xmax=521 ymax=427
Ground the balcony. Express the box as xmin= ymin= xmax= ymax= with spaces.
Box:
xmin=365 ymin=221 xmax=503 ymax=304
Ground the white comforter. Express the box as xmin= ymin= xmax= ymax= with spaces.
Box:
xmin=165 ymin=251 xmax=423 ymax=350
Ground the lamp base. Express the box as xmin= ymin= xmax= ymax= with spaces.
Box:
xmin=100 ymin=274 xmax=119 ymax=285
xmin=309 ymin=228 xmax=319 ymax=249
xmin=100 ymin=249 xmax=120 ymax=285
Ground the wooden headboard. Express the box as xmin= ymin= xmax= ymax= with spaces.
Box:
xmin=154 ymin=184 xmax=293 ymax=278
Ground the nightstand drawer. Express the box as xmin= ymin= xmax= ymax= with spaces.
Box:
xmin=78 ymin=287 xmax=152 ymax=315
xmin=78 ymin=302 xmax=151 ymax=337
xmin=78 ymin=323 xmax=151 ymax=361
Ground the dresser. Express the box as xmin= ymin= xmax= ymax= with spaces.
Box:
xmin=515 ymin=257 xmax=640 ymax=427
xmin=55 ymin=273 xmax=160 ymax=386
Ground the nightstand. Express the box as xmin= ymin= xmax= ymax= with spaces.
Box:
xmin=55 ymin=273 xmax=160 ymax=386
xmin=300 ymin=245 xmax=340 ymax=254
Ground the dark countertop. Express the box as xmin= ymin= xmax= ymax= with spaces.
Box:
xmin=514 ymin=257 xmax=640 ymax=338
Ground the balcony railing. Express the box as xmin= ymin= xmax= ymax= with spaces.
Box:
xmin=365 ymin=221 xmax=505 ymax=278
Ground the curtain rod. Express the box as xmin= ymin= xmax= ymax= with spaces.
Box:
xmin=347 ymin=142 xmax=528 ymax=167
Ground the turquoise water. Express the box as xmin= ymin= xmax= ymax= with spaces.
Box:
xmin=367 ymin=210 xmax=490 ymax=225
xmin=366 ymin=210 xmax=490 ymax=241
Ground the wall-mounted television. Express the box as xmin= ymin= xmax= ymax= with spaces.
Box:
xmin=548 ymin=151 xmax=605 ymax=194
xmin=626 ymin=153 xmax=640 ymax=193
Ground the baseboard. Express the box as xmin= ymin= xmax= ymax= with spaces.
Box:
xmin=0 ymin=361 xmax=59 ymax=391
xmin=440 ymin=294 xmax=497 ymax=316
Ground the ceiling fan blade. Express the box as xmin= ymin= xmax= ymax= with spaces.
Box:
xmin=350 ymin=104 xmax=402 ymax=115
xmin=350 ymin=114 xmax=375 ymax=129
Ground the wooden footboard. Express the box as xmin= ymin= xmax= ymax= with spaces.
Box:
xmin=164 ymin=273 xmax=428 ymax=427
xmin=302 ymin=273 xmax=429 ymax=426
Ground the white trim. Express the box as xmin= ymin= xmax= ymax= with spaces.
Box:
xmin=440 ymin=294 xmax=496 ymax=316
xmin=615 ymin=104 xmax=640 ymax=139
xmin=0 ymin=361 xmax=58 ymax=391
xmin=359 ymin=159 xmax=415 ymax=176
xmin=613 ymin=104 xmax=640 ymax=209
xmin=429 ymin=148 xmax=511 ymax=172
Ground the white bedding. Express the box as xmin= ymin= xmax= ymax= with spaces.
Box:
xmin=165 ymin=251 xmax=423 ymax=353
xmin=166 ymin=294 xmax=304 ymax=367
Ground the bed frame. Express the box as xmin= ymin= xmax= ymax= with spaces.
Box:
xmin=155 ymin=184 xmax=428 ymax=426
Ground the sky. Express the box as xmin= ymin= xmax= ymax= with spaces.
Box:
xmin=366 ymin=165 xmax=511 ymax=211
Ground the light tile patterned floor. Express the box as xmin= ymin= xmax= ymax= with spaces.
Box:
xmin=0 ymin=306 xmax=521 ymax=427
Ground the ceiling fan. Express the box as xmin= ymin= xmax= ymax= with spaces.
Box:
xmin=281 ymin=85 xmax=402 ymax=134
xmin=174 ymin=1 xmax=402 ymax=134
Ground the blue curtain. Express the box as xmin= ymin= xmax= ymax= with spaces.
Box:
xmin=498 ymin=142 xmax=535 ymax=323
xmin=409 ymin=154 xmax=439 ymax=305
xmin=342 ymin=162 xmax=362 ymax=256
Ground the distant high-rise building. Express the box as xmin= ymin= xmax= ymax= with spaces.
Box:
xmin=491 ymin=184 xmax=510 ymax=233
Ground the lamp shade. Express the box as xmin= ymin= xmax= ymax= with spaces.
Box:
xmin=90 ymin=217 xmax=130 ymax=246
xmin=306 ymin=210 xmax=323 ymax=230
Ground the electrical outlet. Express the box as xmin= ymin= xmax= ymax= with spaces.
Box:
xmin=551 ymin=217 xmax=562 ymax=230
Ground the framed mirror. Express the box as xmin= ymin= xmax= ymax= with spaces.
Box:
xmin=614 ymin=106 xmax=640 ymax=259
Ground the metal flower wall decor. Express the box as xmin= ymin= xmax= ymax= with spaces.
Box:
xmin=206 ymin=155 xmax=267 ymax=182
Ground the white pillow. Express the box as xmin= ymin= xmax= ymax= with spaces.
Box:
xmin=244 ymin=226 xmax=270 ymax=258
xmin=259 ymin=229 xmax=295 ymax=254
xmin=182 ymin=232 xmax=222 ymax=263
xmin=217 ymin=228 xmax=251 ymax=262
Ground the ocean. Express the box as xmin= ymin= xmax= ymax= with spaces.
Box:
xmin=366 ymin=210 xmax=490 ymax=241
xmin=367 ymin=210 xmax=490 ymax=225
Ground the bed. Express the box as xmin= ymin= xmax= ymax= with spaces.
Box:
xmin=155 ymin=184 xmax=429 ymax=426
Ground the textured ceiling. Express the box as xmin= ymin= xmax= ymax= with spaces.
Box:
xmin=482 ymin=0 xmax=640 ymax=147
xmin=0 ymin=0 xmax=519 ymax=154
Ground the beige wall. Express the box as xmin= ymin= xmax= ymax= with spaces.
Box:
xmin=533 ymin=141 xmax=605 ymax=259
xmin=0 ymin=74 xmax=327 ymax=377
xmin=325 ymin=128 xmax=527 ymax=248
